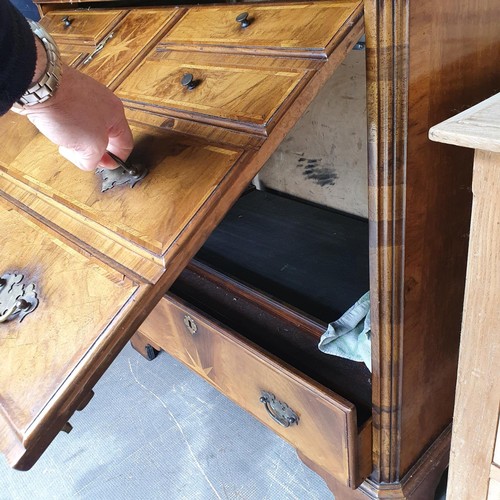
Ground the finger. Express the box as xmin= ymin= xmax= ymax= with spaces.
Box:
xmin=106 ymin=114 xmax=134 ymax=164
xmin=97 ymin=151 xmax=121 ymax=170
xmin=59 ymin=144 xmax=104 ymax=172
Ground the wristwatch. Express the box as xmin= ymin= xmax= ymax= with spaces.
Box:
xmin=16 ymin=20 xmax=62 ymax=107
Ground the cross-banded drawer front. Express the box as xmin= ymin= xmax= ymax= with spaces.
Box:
xmin=40 ymin=10 xmax=126 ymax=46
xmin=0 ymin=197 xmax=145 ymax=470
xmin=139 ymin=292 xmax=371 ymax=489
xmin=116 ymin=51 xmax=308 ymax=133
xmin=78 ymin=9 xmax=180 ymax=89
xmin=160 ymin=2 xmax=363 ymax=57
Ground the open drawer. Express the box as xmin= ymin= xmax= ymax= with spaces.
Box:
xmin=137 ymin=189 xmax=373 ymax=488
xmin=137 ymin=261 xmax=372 ymax=489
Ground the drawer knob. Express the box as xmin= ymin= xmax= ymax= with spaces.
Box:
xmin=236 ymin=12 xmax=251 ymax=28
xmin=260 ymin=391 xmax=299 ymax=428
xmin=183 ymin=314 xmax=198 ymax=335
xmin=0 ymin=273 xmax=38 ymax=323
xmin=181 ymin=73 xmax=198 ymax=91
xmin=61 ymin=16 xmax=72 ymax=28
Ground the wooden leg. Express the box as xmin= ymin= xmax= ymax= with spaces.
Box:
xmin=130 ymin=330 xmax=161 ymax=361
xmin=297 ymin=425 xmax=451 ymax=499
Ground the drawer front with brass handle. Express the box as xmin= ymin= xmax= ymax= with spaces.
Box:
xmin=0 ymin=196 xmax=147 ymax=470
xmin=159 ymin=2 xmax=363 ymax=58
xmin=138 ymin=292 xmax=371 ymax=489
xmin=0 ymin=119 xmax=243 ymax=282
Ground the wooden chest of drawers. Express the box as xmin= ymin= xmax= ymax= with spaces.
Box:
xmin=1 ymin=1 xmax=499 ymax=498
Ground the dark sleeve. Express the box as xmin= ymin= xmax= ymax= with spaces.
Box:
xmin=0 ymin=0 xmax=37 ymax=115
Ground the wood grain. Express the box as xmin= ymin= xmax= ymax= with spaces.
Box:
xmin=429 ymin=93 xmax=500 ymax=153
xmin=138 ymin=292 xmax=371 ymax=489
xmin=444 ymin=150 xmax=500 ymax=500
xmin=0 ymin=196 xmax=147 ymax=469
xmin=3 ymin=123 xmax=242 ymax=271
xmin=78 ymin=9 xmax=181 ymax=89
xmin=116 ymin=50 xmax=310 ymax=133
xmin=160 ymin=1 xmax=363 ymax=58
xmin=39 ymin=10 xmax=126 ymax=46
xmin=365 ymin=0 xmax=500 ymax=482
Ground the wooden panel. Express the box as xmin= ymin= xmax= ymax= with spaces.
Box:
xmin=0 ymin=122 xmax=242 ymax=279
xmin=0 ymin=196 xmax=147 ymax=469
xmin=58 ymin=44 xmax=86 ymax=67
xmin=116 ymin=50 xmax=309 ymax=132
xmin=79 ymin=9 xmax=180 ymax=89
xmin=40 ymin=10 xmax=125 ymax=46
xmin=138 ymin=292 xmax=371 ymax=489
xmin=0 ymin=112 xmax=38 ymax=167
xmin=399 ymin=0 xmax=500 ymax=476
xmin=429 ymin=93 xmax=500 ymax=153
xmin=161 ymin=1 xmax=363 ymax=58
xmin=443 ymin=151 xmax=500 ymax=500
xmin=365 ymin=0 xmax=500 ymax=482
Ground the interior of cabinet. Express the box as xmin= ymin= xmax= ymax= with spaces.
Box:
xmin=168 ymin=50 xmax=372 ymax=427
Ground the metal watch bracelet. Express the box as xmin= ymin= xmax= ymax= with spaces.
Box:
xmin=16 ymin=20 xmax=62 ymax=107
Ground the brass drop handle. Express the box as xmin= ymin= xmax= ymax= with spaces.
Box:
xmin=0 ymin=298 xmax=31 ymax=323
xmin=0 ymin=274 xmax=38 ymax=323
xmin=83 ymin=31 xmax=114 ymax=65
xmin=61 ymin=16 xmax=72 ymax=28
xmin=236 ymin=12 xmax=251 ymax=28
xmin=181 ymin=73 xmax=198 ymax=91
xmin=259 ymin=391 xmax=299 ymax=428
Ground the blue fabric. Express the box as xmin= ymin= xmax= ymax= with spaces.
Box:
xmin=318 ymin=292 xmax=371 ymax=371
xmin=10 ymin=0 xmax=39 ymax=20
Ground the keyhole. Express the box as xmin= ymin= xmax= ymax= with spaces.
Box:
xmin=183 ymin=315 xmax=198 ymax=335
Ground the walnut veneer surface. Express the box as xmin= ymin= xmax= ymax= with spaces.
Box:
xmin=1 ymin=1 xmax=499 ymax=498
xmin=0 ymin=0 xmax=366 ymax=476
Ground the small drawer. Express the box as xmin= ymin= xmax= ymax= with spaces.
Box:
xmin=138 ymin=265 xmax=372 ymax=488
xmin=77 ymin=10 xmax=180 ymax=89
xmin=160 ymin=2 xmax=363 ymax=58
xmin=40 ymin=10 xmax=126 ymax=46
xmin=116 ymin=50 xmax=310 ymax=133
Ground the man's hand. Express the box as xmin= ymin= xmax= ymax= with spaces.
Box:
xmin=15 ymin=62 xmax=133 ymax=172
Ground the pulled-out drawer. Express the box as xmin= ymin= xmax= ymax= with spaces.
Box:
xmin=138 ymin=262 xmax=372 ymax=489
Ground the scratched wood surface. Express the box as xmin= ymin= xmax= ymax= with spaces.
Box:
xmin=116 ymin=50 xmax=310 ymax=133
xmin=39 ymin=10 xmax=125 ymax=46
xmin=160 ymin=1 xmax=363 ymax=58
xmin=0 ymin=196 xmax=148 ymax=470
xmin=138 ymin=291 xmax=372 ymax=489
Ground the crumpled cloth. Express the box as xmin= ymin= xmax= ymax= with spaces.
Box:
xmin=318 ymin=292 xmax=371 ymax=371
